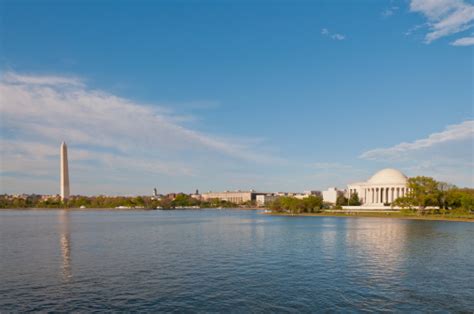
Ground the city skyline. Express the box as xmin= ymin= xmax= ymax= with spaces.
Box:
xmin=1 ymin=0 xmax=473 ymax=195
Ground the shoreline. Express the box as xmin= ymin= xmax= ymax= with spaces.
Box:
xmin=1 ymin=208 xmax=473 ymax=222
xmin=0 ymin=207 xmax=260 ymax=211
xmin=263 ymin=211 xmax=474 ymax=223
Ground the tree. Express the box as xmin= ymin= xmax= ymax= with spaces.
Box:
xmin=302 ymin=195 xmax=324 ymax=213
xmin=336 ymin=194 xmax=348 ymax=206
xmin=269 ymin=198 xmax=283 ymax=212
xmin=242 ymin=200 xmax=257 ymax=207
xmin=172 ymin=194 xmax=197 ymax=207
xmin=391 ymin=196 xmax=410 ymax=208
xmin=460 ymin=189 xmax=474 ymax=211
xmin=348 ymin=192 xmax=361 ymax=206
xmin=444 ymin=187 xmax=463 ymax=209
xmin=437 ymin=181 xmax=453 ymax=209
xmin=159 ymin=197 xmax=173 ymax=209
xmin=394 ymin=176 xmax=441 ymax=214
xmin=268 ymin=196 xmax=323 ymax=214
xmin=280 ymin=197 xmax=302 ymax=214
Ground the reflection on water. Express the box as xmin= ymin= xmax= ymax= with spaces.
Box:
xmin=345 ymin=219 xmax=408 ymax=272
xmin=0 ymin=210 xmax=472 ymax=312
xmin=58 ymin=210 xmax=72 ymax=282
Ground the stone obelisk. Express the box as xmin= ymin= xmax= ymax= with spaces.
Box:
xmin=60 ymin=142 xmax=70 ymax=200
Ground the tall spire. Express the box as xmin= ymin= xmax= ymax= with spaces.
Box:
xmin=60 ymin=142 xmax=70 ymax=200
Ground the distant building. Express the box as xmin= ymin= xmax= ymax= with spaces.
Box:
xmin=293 ymin=193 xmax=309 ymax=200
xmin=190 ymin=189 xmax=201 ymax=200
xmin=304 ymin=190 xmax=322 ymax=197
xmin=151 ymin=188 xmax=163 ymax=200
xmin=256 ymin=194 xmax=278 ymax=206
xmin=201 ymin=190 xmax=265 ymax=204
xmin=166 ymin=193 xmax=179 ymax=200
xmin=294 ymin=190 xmax=322 ymax=199
xmin=274 ymin=191 xmax=321 ymax=200
xmin=322 ymin=187 xmax=344 ymax=204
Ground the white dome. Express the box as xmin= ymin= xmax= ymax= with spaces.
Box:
xmin=368 ymin=168 xmax=408 ymax=185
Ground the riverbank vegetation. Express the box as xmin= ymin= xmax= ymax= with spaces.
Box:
xmin=269 ymin=195 xmax=325 ymax=214
xmin=393 ymin=176 xmax=473 ymax=215
xmin=267 ymin=176 xmax=474 ymax=221
xmin=0 ymin=193 xmax=240 ymax=209
xmin=267 ymin=210 xmax=474 ymax=222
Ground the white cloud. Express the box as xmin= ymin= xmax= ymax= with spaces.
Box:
xmin=2 ymin=71 xmax=84 ymax=87
xmin=359 ymin=120 xmax=474 ymax=186
xmin=321 ymin=28 xmax=346 ymax=40
xmin=401 ymin=159 xmax=474 ymax=186
xmin=331 ymin=34 xmax=346 ymax=40
xmin=409 ymin=0 xmax=474 ymax=43
xmin=450 ymin=35 xmax=474 ymax=45
xmin=0 ymin=139 xmax=195 ymax=178
xmin=0 ymin=71 xmax=281 ymax=195
xmin=360 ymin=120 xmax=473 ymax=160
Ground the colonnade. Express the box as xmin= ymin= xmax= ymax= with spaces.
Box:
xmin=349 ymin=186 xmax=409 ymax=205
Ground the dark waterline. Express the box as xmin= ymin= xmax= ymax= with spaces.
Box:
xmin=1 ymin=209 xmax=473 ymax=312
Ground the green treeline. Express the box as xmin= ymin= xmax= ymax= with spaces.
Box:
xmin=269 ymin=196 xmax=324 ymax=214
xmin=0 ymin=193 xmax=238 ymax=209
xmin=268 ymin=176 xmax=474 ymax=216
xmin=393 ymin=176 xmax=474 ymax=214
xmin=2 ymin=176 xmax=472 ymax=215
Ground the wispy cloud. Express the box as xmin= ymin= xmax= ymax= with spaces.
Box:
xmin=3 ymin=71 xmax=84 ymax=87
xmin=0 ymin=139 xmax=196 ymax=178
xmin=0 ymin=71 xmax=281 ymax=194
xmin=408 ymin=0 xmax=474 ymax=44
xmin=331 ymin=34 xmax=346 ymax=40
xmin=360 ymin=120 xmax=473 ymax=160
xmin=382 ymin=6 xmax=399 ymax=17
xmin=321 ymin=28 xmax=346 ymax=41
xmin=405 ymin=23 xmax=426 ymax=36
xmin=450 ymin=36 xmax=474 ymax=45
xmin=359 ymin=120 xmax=474 ymax=186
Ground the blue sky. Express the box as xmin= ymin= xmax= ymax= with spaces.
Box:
xmin=0 ymin=0 xmax=473 ymax=195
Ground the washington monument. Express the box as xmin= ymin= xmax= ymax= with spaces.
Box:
xmin=60 ymin=142 xmax=70 ymax=200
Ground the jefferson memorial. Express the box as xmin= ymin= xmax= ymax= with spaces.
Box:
xmin=348 ymin=168 xmax=409 ymax=206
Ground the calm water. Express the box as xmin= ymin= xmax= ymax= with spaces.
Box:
xmin=1 ymin=209 xmax=473 ymax=312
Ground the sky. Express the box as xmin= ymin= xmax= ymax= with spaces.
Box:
xmin=0 ymin=0 xmax=473 ymax=195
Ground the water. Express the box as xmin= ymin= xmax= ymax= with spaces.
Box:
xmin=1 ymin=209 xmax=473 ymax=312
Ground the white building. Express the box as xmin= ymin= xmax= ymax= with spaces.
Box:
xmin=322 ymin=187 xmax=343 ymax=204
xmin=201 ymin=190 xmax=264 ymax=204
xmin=304 ymin=190 xmax=322 ymax=197
xmin=274 ymin=191 xmax=320 ymax=199
xmin=256 ymin=194 xmax=278 ymax=206
xmin=347 ymin=168 xmax=408 ymax=206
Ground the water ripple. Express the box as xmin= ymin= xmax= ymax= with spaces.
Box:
xmin=1 ymin=209 xmax=473 ymax=312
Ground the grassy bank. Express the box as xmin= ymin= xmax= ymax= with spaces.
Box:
xmin=264 ymin=211 xmax=474 ymax=222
